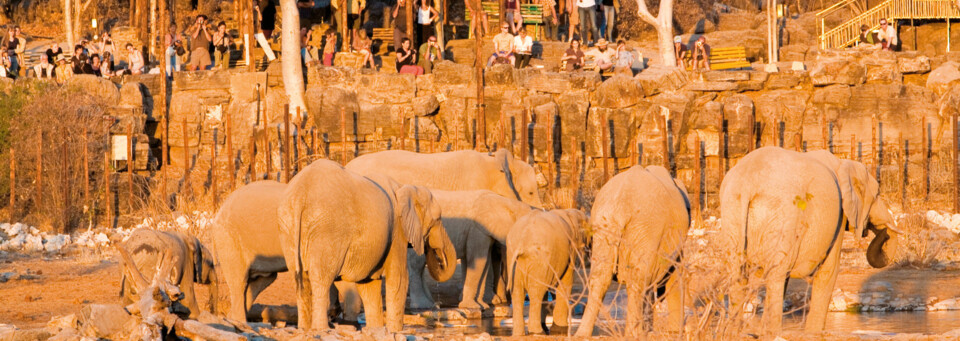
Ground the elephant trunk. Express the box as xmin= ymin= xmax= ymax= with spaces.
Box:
xmin=426 ymin=227 xmax=458 ymax=282
xmin=574 ymin=238 xmax=618 ymax=337
xmin=866 ymin=225 xmax=897 ymax=268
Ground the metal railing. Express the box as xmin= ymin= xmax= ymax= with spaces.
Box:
xmin=818 ymin=0 xmax=960 ymax=49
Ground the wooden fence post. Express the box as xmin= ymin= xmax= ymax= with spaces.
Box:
xmin=104 ymin=151 xmax=112 ymax=228
xmin=902 ymin=135 xmax=908 ymax=210
xmin=340 ymin=107 xmax=348 ymax=164
xmin=954 ymin=111 xmax=959 ymax=213
xmin=415 ymin=116 xmax=421 ymax=153
xmin=8 ymin=148 xmax=13 ymax=218
xmin=638 ymin=142 xmax=643 ymax=166
xmin=548 ymin=114 xmax=556 ymax=189
xmin=828 ymin=121 xmax=834 ymax=153
xmin=227 ymin=111 xmax=235 ymax=187
xmin=399 ymin=117 xmax=406 ymax=151
xmin=922 ymin=118 xmax=929 ymax=199
xmin=161 ymin=114 xmax=167 ymax=202
xmin=127 ymin=125 xmax=134 ymax=212
xmin=211 ymin=128 xmax=219 ymax=205
xmin=283 ymin=105 xmax=292 ymax=182
xmin=878 ymin=122 xmax=884 ymax=184
xmin=82 ymin=129 xmax=89 ymax=209
xmin=602 ymin=110 xmax=609 ymax=183
xmin=249 ymin=128 xmax=257 ymax=181
xmin=661 ymin=113 xmax=669 ymax=172
xmin=182 ymin=118 xmax=190 ymax=175
xmin=36 ymin=133 xmax=42 ymax=212
xmin=520 ymin=109 xmax=528 ymax=162
xmin=693 ymin=135 xmax=701 ymax=219
xmin=778 ymin=121 xmax=785 ymax=147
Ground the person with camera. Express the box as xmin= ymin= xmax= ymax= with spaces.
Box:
xmin=165 ymin=23 xmax=183 ymax=76
xmin=691 ymin=36 xmax=710 ymax=71
xmin=213 ymin=21 xmax=232 ymax=69
xmin=188 ymin=15 xmax=213 ymax=71
xmin=417 ymin=34 xmax=442 ymax=73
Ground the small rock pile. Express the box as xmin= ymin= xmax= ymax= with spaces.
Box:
xmin=0 ymin=223 xmax=131 ymax=254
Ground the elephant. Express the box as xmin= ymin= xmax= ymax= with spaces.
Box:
xmin=507 ymin=208 xmax=587 ymax=336
xmin=119 ymin=229 xmax=219 ymax=318
xmin=719 ymin=147 xmax=899 ymax=334
xmin=406 ymin=190 xmax=536 ymax=311
xmin=575 ymin=165 xmax=691 ymax=337
xmin=345 ymin=149 xmax=543 ymax=207
xmin=277 ymin=159 xmax=458 ymax=331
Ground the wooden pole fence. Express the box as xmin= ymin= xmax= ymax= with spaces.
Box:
xmin=82 ymin=129 xmax=89 ymax=210
xmin=340 ymin=107 xmax=348 ymax=164
xmin=104 ymin=151 xmax=112 ymax=228
xmin=283 ymin=105 xmax=292 ymax=182
xmin=211 ymin=128 xmax=219 ymax=205
xmin=36 ymin=133 xmax=42 ymax=212
xmin=8 ymin=148 xmax=13 ymax=218
xmin=127 ymin=125 xmax=134 ymax=212
xmin=602 ymin=110 xmax=609 ymax=183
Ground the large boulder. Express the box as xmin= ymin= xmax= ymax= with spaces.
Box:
xmin=557 ymin=89 xmax=590 ymax=141
xmin=722 ymin=94 xmax=755 ymax=157
xmin=229 ymin=72 xmax=268 ymax=104
xmin=634 ymin=66 xmax=687 ymax=96
xmin=356 ymin=73 xmax=416 ymax=105
xmin=592 ymin=75 xmax=644 ymax=109
xmin=433 ymin=60 xmax=477 ymax=86
xmin=172 ymin=70 xmax=232 ymax=91
xmin=523 ymin=72 xmax=573 ymax=94
xmin=809 ymin=58 xmax=866 ymax=86
xmin=118 ymin=82 xmax=145 ymax=108
xmin=307 ymin=65 xmax=358 ymax=89
xmin=484 ymin=64 xmax=517 ymax=87
xmin=307 ymin=87 xmax=361 ymax=136
xmin=927 ymin=61 xmax=960 ymax=95
xmin=67 ymin=75 xmax=120 ymax=103
xmin=412 ymin=94 xmax=440 ymax=116
xmin=897 ymin=53 xmax=931 ymax=74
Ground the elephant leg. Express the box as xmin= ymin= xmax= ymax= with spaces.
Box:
xmin=406 ymin=249 xmax=435 ymax=310
xmin=626 ymin=283 xmax=644 ymax=337
xmin=307 ymin=269 xmax=334 ymax=330
xmin=663 ymin=272 xmax=684 ymax=332
xmin=760 ymin=274 xmax=787 ymax=336
xmin=227 ymin=272 xmax=249 ymax=322
xmin=806 ymin=238 xmax=842 ymax=333
xmin=460 ymin=238 xmax=492 ymax=310
xmin=573 ymin=235 xmax=618 ymax=337
xmin=357 ymin=279 xmax=385 ymax=329
xmin=489 ymin=244 xmax=509 ymax=306
xmin=296 ymin=270 xmax=315 ymax=330
xmin=511 ymin=276 xmax=526 ymax=336
xmin=335 ymin=281 xmax=363 ymax=322
xmin=552 ymin=264 xmax=574 ymax=327
xmin=179 ymin=265 xmax=201 ymax=319
xmin=526 ymin=283 xmax=547 ymax=335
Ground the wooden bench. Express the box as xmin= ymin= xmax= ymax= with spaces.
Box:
xmin=372 ymin=27 xmax=394 ymax=54
xmin=465 ymin=1 xmax=500 ymax=38
xmin=707 ymin=46 xmax=751 ymax=70
xmin=520 ymin=4 xmax=544 ymax=39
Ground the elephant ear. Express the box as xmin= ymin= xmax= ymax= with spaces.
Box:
xmin=837 ymin=161 xmax=871 ymax=239
xmin=494 ymin=149 xmax=523 ymax=201
xmin=397 ymin=185 xmax=426 ymax=256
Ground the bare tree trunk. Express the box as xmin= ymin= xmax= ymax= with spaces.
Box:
xmin=279 ymin=0 xmax=307 ymax=119
xmin=636 ymin=0 xmax=675 ymax=67
xmin=151 ymin=0 xmax=158 ymax=60
xmin=65 ymin=0 xmax=75 ymax=50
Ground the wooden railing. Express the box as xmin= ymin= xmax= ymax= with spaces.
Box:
xmin=818 ymin=0 xmax=960 ymax=49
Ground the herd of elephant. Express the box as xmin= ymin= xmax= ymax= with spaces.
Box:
xmin=115 ymin=146 xmax=900 ymax=337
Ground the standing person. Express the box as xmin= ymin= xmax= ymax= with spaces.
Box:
xmin=213 ymin=21 xmax=232 ymax=69
xmin=539 ymin=0 xmax=558 ymax=41
xmin=345 ymin=0 xmax=366 ymax=46
xmin=601 ymin=0 xmax=616 ymax=40
xmin=513 ymin=26 xmax=533 ymax=68
xmin=392 ymin=0 xmax=410 ymax=52
xmin=126 ymin=43 xmax=145 ymax=74
xmin=255 ymin=0 xmax=278 ymax=39
xmin=560 ymin=39 xmax=584 ymax=71
xmin=416 ymin=0 xmax=440 ymax=47
xmin=4 ymin=27 xmax=21 ymax=78
xmin=12 ymin=26 xmax=25 ymax=77
xmin=417 ymin=34 xmax=442 ymax=73
xmin=576 ymin=0 xmax=597 ymax=44
xmin=99 ymin=31 xmax=116 ymax=64
xmin=321 ymin=29 xmax=338 ymax=66
xmin=877 ymin=18 xmax=897 ymax=51
xmin=32 ymin=53 xmax=55 ymax=78
xmin=504 ymin=0 xmax=522 ymax=34
xmin=189 ymin=15 xmax=213 ymax=71
xmin=673 ymin=35 xmax=688 ymax=69
xmin=691 ymin=36 xmax=710 ymax=71
xmin=486 ymin=24 xmax=516 ymax=66
xmin=165 ymin=24 xmax=183 ymax=76
xmin=395 ymin=37 xmax=423 ymax=75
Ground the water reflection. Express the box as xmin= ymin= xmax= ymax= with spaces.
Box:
xmin=786 ymin=311 xmax=960 ymax=335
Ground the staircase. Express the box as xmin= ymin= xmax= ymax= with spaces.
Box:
xmin=817 ymin=0 xmax=960 ymax=49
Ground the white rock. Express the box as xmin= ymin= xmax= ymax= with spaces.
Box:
xmin=43 ymin=235 xmax=70 ymax=253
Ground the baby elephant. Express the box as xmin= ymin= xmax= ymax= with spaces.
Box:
xmin=507 ymin=208 xmax=587 ymax=336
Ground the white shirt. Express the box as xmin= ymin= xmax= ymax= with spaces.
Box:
xmin=514 ymin=35 xmax=533 ymax=54
xmin=878 ymin=25 xmax=897 ymax=45
xmin=577 ymin=0 xmax=595 ymax=8
xmin=418 ymin=7 xmax=432 ymax=24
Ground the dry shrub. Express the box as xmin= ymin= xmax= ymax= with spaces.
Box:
xmin=893 ymin=212 xmax=948 ymax=268
xmin=8 ymin=85 xmax=111 ymax=233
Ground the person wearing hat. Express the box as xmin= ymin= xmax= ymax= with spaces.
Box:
xmin=55 ymin=54 xmax=72 ymax=84
xmin=673 ymin=35 xmax=689 ymax=69
xmin=691 ymin=36 xmax=710 ymax=71
xmin=587 ymin=38 xmax=616 ymax=71
xmin=859 ymin=24 xmax=878 ymax=45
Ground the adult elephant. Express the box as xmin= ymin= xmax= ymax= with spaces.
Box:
xmin=119 ymin=229 xmax=219 ymax=318
xmin=575 ymin=165 xmax=690 ymax=337
xmin=345 ymin=149 xmax=543 ymax=207
xmin=277 ymin=160 xmax=457 ymax=331
xmin=719 ymin=147 xmax=899 ymax=333
xmin=407 ymin=190 xmax=537 ymax=310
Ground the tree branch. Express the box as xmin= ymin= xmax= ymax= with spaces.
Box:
xmin=634 ymin=0 xmax=658 ymax=26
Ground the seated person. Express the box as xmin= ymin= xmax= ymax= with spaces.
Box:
xmin=55 ymin=55 xmax=72 ymax=84
xmin=674 ymin=35 xmax=689 ymax=69
xmin=561 ymin=40 xmax=584 ymax=72
xmin=614 ymin=40 xmax=636 ymax=74
xmin=691 ymin=36 xmax=710 ymax=71
xmin=353 ymin=30 xmax=374 ymax=69
xmin=396 ymin=38 xmax=424 ymax=75
xmin=513 ymin=26 xmax=533 ymax=68
xmin=586 ymin=38 xmax=616 ymax=71
xmin=32 ymin=54 xmax=55 ymax=79
xmin=418 ymin=35 xmax=443 ymax=74
xmin=487 ymin=24 xmax=516 ymax=67
xmin=859 ymin=24 xmax=878 ymax=45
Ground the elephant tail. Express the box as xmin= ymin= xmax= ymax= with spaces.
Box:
xmin=507 ymin=249 xmax=521 ymax=294
xmin=293 ymin=208 xmax=306 ymax=295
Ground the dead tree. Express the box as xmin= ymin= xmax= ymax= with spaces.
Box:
xmin=635 ymin=0 xmax=676 ymax=67
xmin=280 ymin=0 xmax=307 ymax=120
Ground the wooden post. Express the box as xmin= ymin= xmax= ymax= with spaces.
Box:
xmin=872 ymin=115 xmax=878 ymax=174
xmin=311 ymin=128 xmax=318 ymax=158
xmin=227 ymin=112 xmax=235 ymax=187
xmin=828 ymin=122 xmax=834 ymax=153
xmin=719 ymin=112 xmax=726 ymax=180
xmin=35 ymin=134 xmax=42 ymax=211
xmin=161 ymin=113 xmax=168 ymax=203
xmin=795 ymin=134 xmax=801 ymax=152
xmin=499 ymin=111 xmax=505 ymax=149
xmin=693 ymin=134 xmax=701 ymax=218
xmin=901 ymin=135 xmax=907 ymax=210
xmin=415 ymin=116 xmax=421 ymax=153
xmin=548 ymin=114 xmax=555 ymax=189
xmin=127 ymin=125 xmax=134 ymax=212
xmin=661 ymin=114 xmax=669 ymax=171
xmin=520 ymin=109 xmax=528 ymax=162
xmin=601 ymin=110 xmax=609 ymax=183
xmin=249 ymin=128 xmax=256 ymax=181
xmin=82 ymin=129 xmax=89 ymax=208
xmin=474 ymin=31 xmax=485 ymax=151
xmin=8 ymin=148 xmax=13 ymax=218
xmin=878 ymin=122 xmax=884 ymax=184
xmin=104 ymin=151 xmax=112 ymax=228
xmin=182 ymin=119 xmax=190 ymax=174
xmin=778 ymin=121 xmax=785 ymax=147
xmin=820 ymin=117 xmax=828 ymax=151
xmin=211 ymin=128 xmax=219 ymax=205
xmin=340 ymin=107 xmax=348 ymax=164
xmin=399 ymin=118 xmax=406 ymax=151
xmin=955 ymin=111 xmax=959 ymax=212
xmin=850 ymin=135 xmax=856 ymax=160
xmin=922 ymin=118 xmax=929 ymax=198
xmin=283 ymin=105 xmax=292 ymax=182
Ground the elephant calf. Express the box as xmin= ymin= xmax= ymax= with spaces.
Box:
xmin=119 ymin=229 xmax=218 ymax=318
xmin=408 ymin=190 xmax=536 ymax=311
xmin=507 ymin=208 xmax=587 ymax=336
